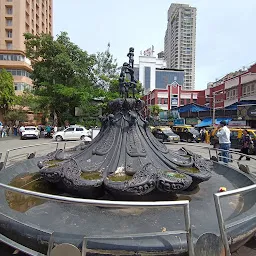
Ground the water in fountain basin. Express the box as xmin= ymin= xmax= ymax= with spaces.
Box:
xmin=80 ymin=171 xmax=102 ymax=180
xmin=5 ymin=172 xmax=59 ymax=213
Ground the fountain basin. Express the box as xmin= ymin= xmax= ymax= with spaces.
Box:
xmin=0 ymin=157 xmax=255 ymax=255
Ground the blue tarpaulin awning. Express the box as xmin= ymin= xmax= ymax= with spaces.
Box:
xmin=173 ymin=104 xmax=210 ymax=113
xmin=196 ymin=118 xmax=232 ymax=127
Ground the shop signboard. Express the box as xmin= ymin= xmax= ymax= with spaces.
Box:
xmin=247 ymin=105 xmax=256 ymax=117
xmin=171 ymin=98 xmax=178 ymax=106
xmin=174 ymin=119 xmax=185 ymax=126
xmin=186 ymin=118 xmax=200 ymax=126
xmin=237 ymin=104 xmax=256 ymax=120
xmin=228 ymin=120 xmax=246 ymax=126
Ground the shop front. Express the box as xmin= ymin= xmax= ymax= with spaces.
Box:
xmin=237 ymin=104 xmax=256 ymax=128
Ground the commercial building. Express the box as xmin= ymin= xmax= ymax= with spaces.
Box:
xmin=0 ymin=0 xmax=53 ymax=94
xmin=164 ymin=3 xmax=196 ymax=90
xmin=197 ymin=63 xmax=256 ymax=128
xmin=142 ymin=84 xmax=200 ymax=117
xmin=136 ymin=54 xmax=201 ymax=116
xmin=134 ymin=55 xmax=184 ymax=94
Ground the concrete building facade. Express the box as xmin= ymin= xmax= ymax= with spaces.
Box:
xmin=197 ymin=63 xmax=256 ymax=110
xmin=142 ymin=84 xmax=200 ymax=118
xmin=0 ymin=0 xmax=53 ymax=94
xmin=164 ymin=3 xmax=196 ymax=90
xmin=134 ymin=55 xmax=185 ymax=95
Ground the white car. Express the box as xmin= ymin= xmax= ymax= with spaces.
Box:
xmin=21 ymin=126 xmax=40 ymax=140
xmin=53 ymin=126 xmax=92 ymax=142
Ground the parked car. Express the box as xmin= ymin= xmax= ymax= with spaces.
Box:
xmin=172 ymin=125 xmax=201 ymax=143
xmin=152 ymin=126 xmax=180 ymax=143
xmin=21 ymin=126 xmax=40 ymax=140
xmin=53 ymin=126 xmax=92 ymax=142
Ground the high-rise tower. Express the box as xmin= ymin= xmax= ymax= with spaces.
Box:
xmin=164 ymin=3 xmax=196 ymax=90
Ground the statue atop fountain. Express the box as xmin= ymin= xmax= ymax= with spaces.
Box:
xmin=38 ymin=48 xmax=213 ymax=199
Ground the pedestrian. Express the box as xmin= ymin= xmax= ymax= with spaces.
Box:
xmin=1 ymin=125 xmax=7 ymax=138
xmin=0 ymin=123 xmax=3 ymax=138
xmin=19 ymin=125 xmax=25 ymax=137
xmin=45 ymin=125 xmax=51 ymax=138
xmin=238 ymin=129 xmax=252 ymax=161
xmin=200 ymin=128 xmax=206 ymax=142
xmin=13 ymin=125 xmax=18 ymax=136
xmin=216 ymin=121 xmax=231 ymax=164
xmin=54 ymin=125 xmax=57 ymax=134
xmin=205 ymin=129 xmax=210 ymax=144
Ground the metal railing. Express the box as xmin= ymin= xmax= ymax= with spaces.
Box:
xmin=168 ymin=141 xmax=256 ymax=176
xmin=214 ymin=184 xmax=256 ymax=256
xmin=1 ymin=141 xmax=81 ymax=169
xmin=0 ymin=182 xmax=194 ymax=256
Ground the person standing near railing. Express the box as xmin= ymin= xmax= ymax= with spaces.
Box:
xmin=216 ymin=121 xmax=231 ymax=163
xmin=238 ymin=129 xmax=252 ymax=161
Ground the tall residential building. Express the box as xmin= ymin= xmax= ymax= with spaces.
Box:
xmin=0 ymin=0 xmax=53 ymax=94
xmin=164 ymin=3 xmax=196 ymax=90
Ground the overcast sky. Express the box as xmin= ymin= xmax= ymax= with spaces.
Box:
xmin=53 ymin=0 xmax=256 ymax=90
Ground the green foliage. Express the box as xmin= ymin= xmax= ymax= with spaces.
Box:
xmin=0 ymin=69 xmax=15 ymax=113
xmin=92 ymin=45 xmax=118 ymax=89
xmin=24 ymin=32 xmax=96 ymax=125
xmin=149 ymin=105 xmax=163 ymax=116
xmin=4 ymin=110 xmax=27 ymax=123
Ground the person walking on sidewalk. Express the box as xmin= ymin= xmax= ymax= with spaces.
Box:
xmin=216 ymin=121 xmax=231 ymax=164
xmin=238 ymin=129 xmax=252 ymax=161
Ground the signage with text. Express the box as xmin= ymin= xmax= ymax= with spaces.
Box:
xmin=171 ymin=98 xmax=178 ymax=105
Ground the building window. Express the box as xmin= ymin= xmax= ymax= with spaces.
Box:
xmin=0 ymin=54 xmax=25 ymax=61
xmin=6 ymin=30 xmax=12 ymax=38
xmin=14 ymin=82 xmax=32 ymax=91
xmin=144 ymin=67 xmax=151 ymax=90
xmin=180 ymin=99 xmax=184 ymax=105
xmin=6 ymin=69 xmax=31 ymax=77
xmin=6 ymin=7 xmax=13 ymax=15
xmin=6 ymin=18 xmax=12 ymax=26
xmin=6 ymin=42 xmax=12 ymax=49
xmin=6 ymin=0 xmax=13 ymax=2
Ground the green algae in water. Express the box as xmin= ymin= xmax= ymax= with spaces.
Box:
xmin=5 ymin=172 xmax=58 ymax=213
xmin=164 ymin=171 xmax=186 ymax=178
xmin=47 ymin=159 xmax=63 ymax=168
xmin=108 ymin=174 xmax=133 ymax=182
xmin=178 ymin=166 xmax=200 ymax=173
xmin=81 ymin=171 xmax=102 ymax=180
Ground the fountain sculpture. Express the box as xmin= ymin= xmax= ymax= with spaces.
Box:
xmin=38 ymin=47 xmax=213 ymax=199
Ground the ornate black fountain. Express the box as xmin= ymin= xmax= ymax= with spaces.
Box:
xmin=38 ymin=47 xmax=213 ymax=200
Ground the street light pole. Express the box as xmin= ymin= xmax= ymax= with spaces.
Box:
xmin=212 ymin=92 xmax=216 ymax=126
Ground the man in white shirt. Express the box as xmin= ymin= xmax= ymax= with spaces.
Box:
xmin=216 ymin=121 xmax=231 ymax=163
xmin=19 ymin=125 xmax=25 ymax=137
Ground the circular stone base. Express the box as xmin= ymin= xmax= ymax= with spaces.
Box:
xmin=0 ymin=158 xmax=255 ymax=255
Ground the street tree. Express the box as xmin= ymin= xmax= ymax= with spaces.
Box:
xmin=24 ymin=32 xmax=96 ymax=125
xmin=92 ymin=43 xmax=118 ymax=90
xmin=149 ymin=105 xmax=162 ymax=117
xmin=0 ymin=69 xmax=15 ymax=115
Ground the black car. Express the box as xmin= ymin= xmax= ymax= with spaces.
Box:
xmin=152 ymin=127 xmax=180 ymax=143
xmin=172 ymin=125 xmax=201 ymax=143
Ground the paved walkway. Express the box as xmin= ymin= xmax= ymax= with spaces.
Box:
xmin=232 ymin=236 xmax=256 ymax=255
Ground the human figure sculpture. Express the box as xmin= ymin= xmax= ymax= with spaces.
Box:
xmin=119 ymin=48 xmax=137 ymax=99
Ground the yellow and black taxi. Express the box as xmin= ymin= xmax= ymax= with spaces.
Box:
xmin=152 ymin=126 xmax=180 ymax=143
xmin=172 ymin=125 xmax=201 ymax=143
